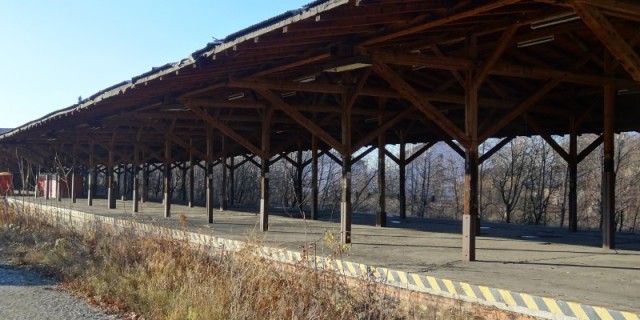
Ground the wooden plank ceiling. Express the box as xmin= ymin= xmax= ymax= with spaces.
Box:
xmin=1 ymin=0 xmax=640 ymax=168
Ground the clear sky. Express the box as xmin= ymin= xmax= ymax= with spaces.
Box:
xmin=0 ymin=0 xmax=310 ymax=129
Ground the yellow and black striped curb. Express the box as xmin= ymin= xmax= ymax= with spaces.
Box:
xmin=10 ymin=199 xmax=639 ymax=320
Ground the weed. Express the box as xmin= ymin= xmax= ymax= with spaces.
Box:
xmin=0 ymin=202 xmax=481 ymax=319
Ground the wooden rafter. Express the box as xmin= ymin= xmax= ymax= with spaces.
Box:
xmin=352 ymin=107 xmax=414 ymax=150
xmin=522 ymin=114 xmax=570 ymax=162
xmin=573 ymin=2 xmax=640 ymax=82
xmin=474 ymin=25 xmax=518 ymax=87
xmin=362 ymin=0 xmax=521 ymax=46
xmin=479 ymin=136 xmax=514 ymax=164
xmin=185 ymin=104 xmax=265 ymax=159
xmin=577 ymin=134 xmax=604 ymax=163
xmin=253 ymin=88 xmax=345 ymax=154
xmin=480 ymin=80 xmax=559 ymax=142
xmin=372 ymin=61 xmax=468 ymax=145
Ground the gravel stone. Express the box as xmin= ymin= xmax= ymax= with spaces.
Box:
xmin=0 ymin=259 xmax=116 ymax=320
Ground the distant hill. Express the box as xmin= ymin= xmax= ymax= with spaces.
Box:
xmin=0 ymin=128 xmax=10 ymax=134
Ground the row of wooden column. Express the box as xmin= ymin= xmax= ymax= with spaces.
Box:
xmin=40 ymin=91 xmax=618 ymax=261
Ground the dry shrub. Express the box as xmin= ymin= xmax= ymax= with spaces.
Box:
xmin=0 ymin=202 xmax=475 ymax=320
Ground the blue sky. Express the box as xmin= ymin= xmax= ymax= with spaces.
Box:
xmin=0 ymin=1 xmax=309 ymax=128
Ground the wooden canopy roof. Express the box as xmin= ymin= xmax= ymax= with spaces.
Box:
xmin=1 ymin=0 xmax=640 ymax=168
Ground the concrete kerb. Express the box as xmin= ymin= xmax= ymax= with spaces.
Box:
xmin=8 ymin=198 xmax=639 ymax=320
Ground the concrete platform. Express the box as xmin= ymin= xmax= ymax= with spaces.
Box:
xmin=13 ymin=197 xmax=640 ymax=317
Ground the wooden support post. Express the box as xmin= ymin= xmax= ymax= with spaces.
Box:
xmin=181 ymin=163 xmax=187 ymax=202
xmin=56 ymin=173 xmax=62 ymax=202
xmin=188 ymin=162 xmax=195 ymax=208
xmin=45 ymin=174 xmax=51 ymax=200
xmin=463 ymin=35 xmax=479 ymax=262
xmin=132 ymin=145 xmax=140 ymax=213
xmin=141 ymin=163 xmax=148 ymax=204
xmin=229 ymin=157 xmax=235 ymax=206
xmin=399 ymin=136 xmax=407 ymax=219
xmin=260 ymin=108 xmax=272 ymax=232
xmin=569 ymin=119 xmax=578 ymax=232
xmin=70 ymin=145 xmax=77 ymax=204
xmin=87 ymin=143 xmax=95 ymax=206
xmin=602 ymin=66 xmax=616 ymax=249
xmin=121 ymin=164 xmax=127 ymax=199
xmin=107 ymin=146 xmax=116 ymax=209
xmin=376 ymin=125 xmax=386 ymax=227
xmin=206 ymin=128 xmax=214 ymax=223
xmin=341 ymin=99 xmax=352 ymax=244
xmin=188 ymin=137 xmax=194 ymax=208
xmin=164 ymin=138 xmax=172 ymax=218
xmin=311 ymin=135 xmax=319 ymax=220
xmin=295 ymin=142 xmax=303 ymax=211
xmin=220 ymin=143 xmax=228 ymax=211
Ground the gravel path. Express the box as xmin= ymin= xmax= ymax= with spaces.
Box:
xmin=0 ymin=259 xmax=116 ymax=320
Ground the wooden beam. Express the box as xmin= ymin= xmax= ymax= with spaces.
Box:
xmin=406 ymin=141 xmax=436 ymax=164
xmin=353 ymin=107 xmax=414 ymax=151
xmin=372 ymin=51 xmax=472 ymax=71
xmin=254 ymin=88 xmax=344 ymax=154
xmin=490 ymin=62 xmax=639 ymax=88
xmin=479 ymin=136 xmax=515 ymax=164
xmin=352 ymin=146 xmax=375 ymax=164
xmin=251 ymin=53 xmax=331 ymax=78
xmin=577 ymin=134 xmax=604 ymax=163
xmin=362 ymin=0 xmax=521 ymax=46
xmin=521 ymin=114 xmax=570 ymax=162
xmin=444 ymin=140 xmax=465 ymax=158
xmin=372 ymin=61 xmax=468 ymax=145
xmin=576 ymin=0 xmax=640 ymax=22
xmin=573 ymin=2 xmax=640 ymax=82
xmin=480 ymin=80 xmax=559 ymax=142
xmin=230 ymin=79 xmax=346 ymax=95
xmin=185 ymin=104 xmax=265 ymax=159
xmin=474 ymin=25 xmax=518 ymax=86
xmin=384 ymin=149 xmax=400 ymax=165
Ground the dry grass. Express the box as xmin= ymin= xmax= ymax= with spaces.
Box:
xmin=0 ymin=201 xmax=476 ymax=320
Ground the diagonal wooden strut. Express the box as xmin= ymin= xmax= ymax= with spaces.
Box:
xmin=253 ymin=88 xmax=345 ymax=154
xmin=573 ymin=2 xmax=640 ymax=82
xmin=185 ymin=104 xmax=265 ymax=159
xmin=373 ymin=61 xmax=468 ymax=146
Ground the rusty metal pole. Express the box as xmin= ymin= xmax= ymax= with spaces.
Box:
xmin=311 ymin=135 xmax=319 ymax=220
xmin=163 ymin=137 xmax=172 ymax=218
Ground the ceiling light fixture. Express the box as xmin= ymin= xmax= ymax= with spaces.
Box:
xmin=280 ymin=91 xmax=296 ymax=98
xmin=227 ymin=92 xmax=245 ymax=101
xmin=531 ymin=12 xmax=580 ymax=29
xmin=294 ymin=75 xmax=316 ymax=83
xmin=517 ymin=35 xmax=555 ymax=48
xmin=323 ymin=55 xmax=372 ymax=73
